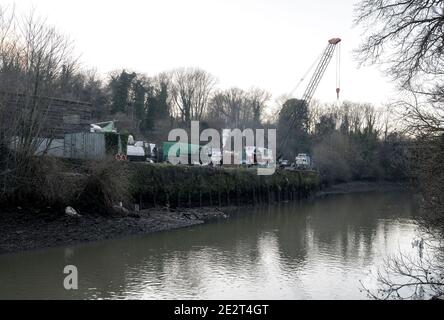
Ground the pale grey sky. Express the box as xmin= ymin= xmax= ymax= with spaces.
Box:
xmin=2 ymin=0 xmax=396 ymax=109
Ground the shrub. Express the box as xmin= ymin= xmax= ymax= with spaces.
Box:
xmin=313 ymin=133 xmax=352 ymax=184
xmin=104 ymin=132 xmax=129 ymax=155
xmin=75 ymin=157 xmax=131 ymax=214
xmin=1 ymin=155 xmax=82 ymax=209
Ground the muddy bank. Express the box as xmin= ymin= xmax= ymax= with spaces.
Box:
xmin=0 ymin=207 xmax=229 ymax=255
xmin=0 ymin=180 xmax=410 ymax=255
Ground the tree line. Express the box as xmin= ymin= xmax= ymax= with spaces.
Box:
xmin=0 ymin=5 xmax=414 ymax=188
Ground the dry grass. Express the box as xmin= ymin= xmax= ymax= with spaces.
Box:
xmin=75 ymin=157 xmax=131 ymax=214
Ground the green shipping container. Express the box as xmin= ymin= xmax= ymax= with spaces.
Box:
xmin=162 ymin=142 xmax=201 ymax=162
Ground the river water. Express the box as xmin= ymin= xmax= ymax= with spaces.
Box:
xmin=0 ymin=191 xmax=421 ymax=300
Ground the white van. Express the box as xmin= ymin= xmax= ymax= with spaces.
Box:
xmin=295 ymin=153 xmax=311 ymax=170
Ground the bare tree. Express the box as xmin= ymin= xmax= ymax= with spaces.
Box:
xmin=355 ymin=0 xmax=444 ymax=299
xmin=208 ymin=87 xmax=270 ymax=129
xmin=355 ymin=0 xmax=444 ymax=88
xmin=248 ymin=87 xmax=271 ymax=124
xmin=390 ymin=90 xmax=444 ymax=137
xmin=0 ymin=6 xmax=78 ymax=197
xmin=362 ymin=250 xmax=444 ymax=300
xmin=208 ymin=87 xmax=246 ymax=128
xmin=170 ymin=67 xmax=216 ymax=122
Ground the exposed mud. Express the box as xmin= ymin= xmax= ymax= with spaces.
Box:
xmin=0 ymin=207 xmax=228 ymax=255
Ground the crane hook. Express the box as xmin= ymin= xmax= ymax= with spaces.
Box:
xmin=335 ymin=41 xmax=341 ymax=102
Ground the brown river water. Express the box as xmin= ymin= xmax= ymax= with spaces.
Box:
xmin=0 ymin=191 xmax=421 ymax=299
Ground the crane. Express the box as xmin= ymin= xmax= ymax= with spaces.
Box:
xmin=278 ymin=37 xmax=342 ymax=160
xmin=301 ymin=38 xmax=341 ymax=106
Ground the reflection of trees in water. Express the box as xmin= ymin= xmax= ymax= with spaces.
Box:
xmin=300 ymin=193 xmax=418 ymax=265
xmin=0 ymin=192 xmax=418 ymax=299
xmin=362 ymin=243 xmax=444 ymax=300
xmin=70 ymin=219 xmax=267 ymax=299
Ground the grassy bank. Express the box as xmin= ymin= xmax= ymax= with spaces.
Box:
xmin=1 ymin=157 xmax=320 ymax=213
xmin=130 ymin=164 xmax=320 ymax=209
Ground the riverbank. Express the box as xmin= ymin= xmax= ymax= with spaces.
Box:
xmin=1 ymin=160 xmax=320 ymax=254
xmin=0 ymin=191 xmax=420 ymax=300
xmin=0 ymin=180 xmax=408 ymax=255
xmin=0 ymin=207 xmax=230 ymax=255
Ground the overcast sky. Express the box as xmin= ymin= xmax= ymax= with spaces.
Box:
xmin=2 ymin=0 xmax=396 ymax=109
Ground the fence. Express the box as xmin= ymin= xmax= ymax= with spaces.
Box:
xmin=64 ymin=132 xmax=106 ymax=160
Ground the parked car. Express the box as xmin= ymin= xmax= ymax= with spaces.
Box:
xmin=127 ymin=145 xmax=146 ymax=162
xmin=279 ymin=159 xmax=291 ymax=169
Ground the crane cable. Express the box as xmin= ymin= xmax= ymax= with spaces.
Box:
xmin=289 ymin=42 xmax=341 ymax=103
xmin=277 ymin=39 xmax=341 ymax=160
xmin=288 ymin=50 xmax=324 ymax=98
xmin=277 ymin=46 xmax=325 ymax=160
xmin=280 ymin=43 xmax=337 ymax=147
xmin=336 ymin=42 xmax=341 ymax=104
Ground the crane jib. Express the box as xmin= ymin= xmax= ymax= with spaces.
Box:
xmin=302 ymin=41 xmax=339 ymax=106
xmin=277 ymin=38 xmax=341 ymax=158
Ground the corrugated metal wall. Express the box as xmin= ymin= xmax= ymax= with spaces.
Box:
xmin=64 ymin=132 xmax=106 ymax=160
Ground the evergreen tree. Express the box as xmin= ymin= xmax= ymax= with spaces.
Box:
xmin=278 ymin=99 xmax=310 ymax=158
xmin=110 ymin=70 xmax=136 ymax=114
xmin=143 ymin=82 xmax=170 ymax=132
xmin=132 ymin=79 xmax=147 ymax=120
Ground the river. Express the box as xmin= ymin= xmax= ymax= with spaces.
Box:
xmin=0 ymin=191 xmax=421 ymax=299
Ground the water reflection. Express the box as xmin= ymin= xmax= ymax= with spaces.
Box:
xmin=0 ymin=192 xmax=420 ymax=299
